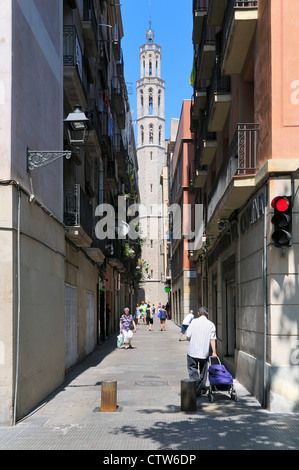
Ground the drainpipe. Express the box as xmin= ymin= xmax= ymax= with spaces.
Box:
xmin=263 ymin=184 xmax=268 ymax=408
xmin=13 ymin=185 xmax=21 ymax=425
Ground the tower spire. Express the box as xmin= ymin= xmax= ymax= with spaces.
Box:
xmin=146 ymin=0 xmax=154 ymax=43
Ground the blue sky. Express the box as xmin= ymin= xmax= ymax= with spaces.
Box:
xmin=121 ymin=0 xmax=193 ymax=140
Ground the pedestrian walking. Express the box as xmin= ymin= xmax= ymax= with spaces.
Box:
xmin=146 ymin=303 xmax=153 ymax=331
xmin=119 ymin=307 xmax=136 ymax=349
xmin=179 ymin=309 xmax=194 ymax=341
xmin=159 ymin=305 xmax=168 ymax=331
xmin=186 ymin=306 xmax=217 ymax=395
xmin=139 ymin=300 xmax=147 ymax=324
xmin=135 ymin=303 xmax=141 ymax=325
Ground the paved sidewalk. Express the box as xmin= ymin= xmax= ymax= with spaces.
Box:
xmin=0 ymin=319 xmax=298 ymax=451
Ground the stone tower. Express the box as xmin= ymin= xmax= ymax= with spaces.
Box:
xmin=136 ymin=22 xmax=167 ymax=306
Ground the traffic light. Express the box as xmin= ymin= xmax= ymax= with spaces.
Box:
xmin=271 ymin=196 xmax=292 ymax=247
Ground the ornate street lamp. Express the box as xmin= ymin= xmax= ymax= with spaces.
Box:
xmin=63 ymin=105 xmax=92 ymax=145
xmin=27 ymin=105 xmax=92 ymax=171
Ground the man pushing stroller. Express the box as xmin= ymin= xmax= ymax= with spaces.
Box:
xmin=186 ymin=306 xmax=217 ymax=395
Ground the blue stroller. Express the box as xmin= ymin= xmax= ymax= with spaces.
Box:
xmin=207 ymin=357 xmax=238 ymax=402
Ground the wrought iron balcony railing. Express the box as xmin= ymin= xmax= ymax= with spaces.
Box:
xmin=207 ymin=57 xmax=231 ymax=117
xmin=207 ymin=123 xmax=259 ymax=219
xmin=64 ymin=184 xmax=93 ymax=240
xmin=63 ymin=25 xmax=88 ymax=98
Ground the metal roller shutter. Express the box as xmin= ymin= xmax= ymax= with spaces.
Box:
xmin=65 ymin=284 xmax=78 ymax=370
xmin=86 ymin=291 xmax=95 ymax=356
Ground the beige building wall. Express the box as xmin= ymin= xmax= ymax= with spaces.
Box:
xmin=15 ymin=191 xmax=65 ymax=420
xmin=0 ymin=1 xmax=65 ymax=424
xmin=0 ymin=185 xmax=14 ymax=425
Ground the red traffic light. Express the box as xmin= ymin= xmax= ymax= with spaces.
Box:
xmin=271 ymin=196 xmax=290 ymax=212
xmin=271 ymin=196 xmax=292 ymax=247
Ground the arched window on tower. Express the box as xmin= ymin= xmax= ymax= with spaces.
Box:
xmin=149 ymin=60 xmax=152 ymax=76
xmin=149 ymin=124 xmax=154 ymax=144
xmin=156 ymin=59 xmax=158 ymax=77
xmin=141 ymin=125 xmax=144 ymax=145
xmin=158 ymin=90 xmax=161 ymax=116
xmin=140 ymin=90 xmax=144 ymax=116
xmin=143 ymin=60 xmax=145 ymax=77
xmin=159 ymin=125 xmax=162 ymax=145
xmin=149 ymin=88 xmax=153 ymax=115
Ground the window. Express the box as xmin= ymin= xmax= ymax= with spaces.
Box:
xmin=159 ymin=125 xmax=162 ymax=145
xmin=149 ymin=124 xmax=154 ymax=143
xmin=149 ymin=88 xmax=153 ymax=115
xmin=140 ymin=125 xmax=144 ymax=145
xmin=158 ymin=90 xmax=161 ymax=115
xmin=140 ymin=90 xmax=144 ymax=116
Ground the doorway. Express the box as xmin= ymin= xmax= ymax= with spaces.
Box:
xmin=225 ymin=281 xmax=236 ymax=357
xmin=223 ymin=255 xmax=236 ymax=358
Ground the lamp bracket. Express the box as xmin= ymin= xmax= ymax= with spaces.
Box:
xmin=27 ymin=148 xmax=72 ymax=171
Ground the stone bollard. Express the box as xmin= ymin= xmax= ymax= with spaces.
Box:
xmin=101 ymin=380 xmax=117 ymax=412
xmin=181 ymin=379 xmax=197 ymax=412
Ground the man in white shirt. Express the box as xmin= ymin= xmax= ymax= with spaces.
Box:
xmin=186 ymin=306 xmax=217 ymax=395
xmin=179 ymin=309 xmax=194 ymax=341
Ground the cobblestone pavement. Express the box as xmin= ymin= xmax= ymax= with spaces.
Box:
xmin=0 ymin=319 xmax=298 ymax=451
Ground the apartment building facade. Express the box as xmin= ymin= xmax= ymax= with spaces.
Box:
xmin=0 ymin=0 xmax=139 ymax=425
xmin=169 ymin=101 xmax=197 ymax=325
xmin=191 ymin=0 xmax=299 ymax=411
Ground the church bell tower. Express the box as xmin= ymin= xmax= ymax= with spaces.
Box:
xmin=136 ymin=20 xmax=167 ymax=305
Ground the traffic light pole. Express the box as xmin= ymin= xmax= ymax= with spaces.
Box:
xmin=262 ymin=185 xmax=268 ymax=408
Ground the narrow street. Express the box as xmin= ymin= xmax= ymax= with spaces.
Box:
xmin=0 ymin=319 xmax=298 ymax=451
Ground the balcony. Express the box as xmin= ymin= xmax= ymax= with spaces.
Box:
xmin=207 ymin=0 xmax=227 ymax=26
xmin=113 ymin=132 xmax=127 ymax=179
xmin=64 ymin=185 xmax=93 ymax=247
xmin=197 ymin=112 xmax=217 ymax=165
xmin=190 ymin=98 xmax=199 ymax=133
xmin=112 ymin=24 xmax=121 ymax=61
xmin=86 ymin=106 xmax=101 ymax=157
xmin=88 ymin=107 xmax=116 ymax=158
xmin=192 ymin=0 xmax=209 ymax=45
xmin=197 ymin=19 xmax=217 ymax=80
xmin=105 ymin=239 xmax=125 ymax=271
xmin=98 ymin=41 xmax=109 ymax=88
xmin=194 ymin=165 xmax=208 ymax=188
xmin=207 ymin=123 xmax=259 ymax=235
xmin=112 ymin=76 xmax=126 ymax=129
xmin=82 ymin=0 xmax=98 ymax=57
xmin=221 ymin=0 xmax=258 ymax=75
xmin=117 ymin=49 xmax=124 ymax=79
xmin=106 ymin=158 xmax=119 ymax=189
xmin=85 ymin=237 xmax=106 ymax=263
xmin=193 ymin=78 xmax=209 ymax=119
xmin=207 ymin=59 xmax=231 ymax=132
xmin=63 ymin=25 xmax=88 ymax=107
xmin=99 ymin=112 xmax=112 ymax=156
